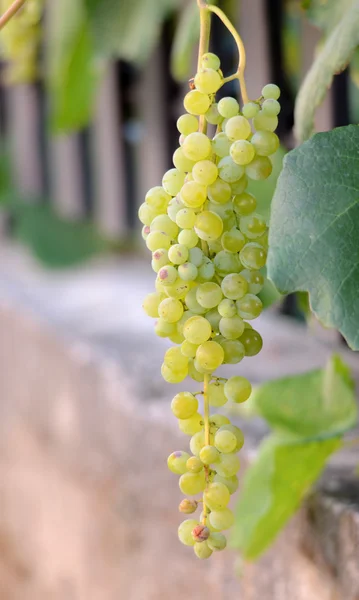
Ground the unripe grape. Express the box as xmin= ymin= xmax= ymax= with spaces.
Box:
xmin=209 ymin=508 xmax=235 ymax=531
xmin=167 ymin=450 xmax=190 ymax=474
xmin=225 ymin=115 xmax=251 ymax=141
xmin=205 ymin=103 xmax=224 ymax=125
xmin=214 ymin=474 xmax=239 ymax=495
xmin=189 ymin=247 xmax=204 ymax=267
xmin=230 ymin=140 xmax=256 ymax=166
xmin=192 ymin=524 xmax=210 ymax=542
xmin=192 ymin=160 xmax=218 ymax=186
xmin=233 ymin=192 xmax=257 ymax=216
xmin=179 ymin=471 xmax=206 ymax=495
xmin=183 ymin=315 xmax=212 ymax=344
xmin=198 ymin=260 xmax=215 ymax=282
xmin=219 ymin=424 xmax=245 ymax=452
xmin=221 ymin=228 xmax=246 ymax=253
xmin=196 ymin=341 xmax=224 ymax=371
xmin=166 ymin=279 xmax=193 ymax=300
xmin=218 ymin=156 xmax=245 ymax=183
xmin=239 ymin=328 xmax=263 ymax=356
xmin=194 ymin=541 xmax=213 ymax=559
xmin=262 ymin=98 xmax=281 ymax=116
xmin=138 ymin=202 xmax=159 ymax=226
xmin=216 ymin=453 xmax=241 ymax=477
xmin=253 ymin=111 xmax=278 ymax=132
xmin=194 ymin=68 xmax=222 ymax=94
xmin=188 ymin=358 xmax=205 ymax=382
xmin=178 ymin=519 xmax=199 ymax=545
xmin=221 ymin=273 xmax=248 ymax=300
xmin=201 ymin=52 xmax=221 ymax=70
xmin=173 ymin=147 xmax=196 ymax=173
xmin=236 ymin=293 xmax=263 ymax=319
xmin=167 ymin=195 xmax=184 ymax=222
xmin=171 ymin=391 xmax=198 ymax=419
xmin=190 ymin=431 xmax=206 ymax=456
xmin=179 ymin=499 xmax=198 ymax=514
xmin=199 ymin=444 xmax=220 ymax=464
xmin=241 ymin=269 xmax=264 ymax=294
xmin=221 ymin=339 xmax=245 ymax=364
xmin=181 ymin=340 xmax=198 ymax=358
xmin=177 ymin=113 xmax=199 ymax=135
xmin=178 ymin=262 xmax=198 ymax=281
xmin=186 ymin=456 xmax=203 ymax=473
xmin=207 ymin=532 xmax=227 ymax=551
xmin=210 ymin=414 xmax=231 ymax=429
xmin=184 ymin=90 xmax=211 ymax=115
xmin=185 ymin=287 xmax=207 ymax=314
xmin=162 ymin=168 xmax=186 ymax=196
xmin=176 ymin=208 xmax=196 ymax=229
xmin=224 ymin=375 xmax=252 ymax=403
xmin=218 ymin=96 xmax=239 ymax=118
xmin=155 ymin=318 xmax=176 ymax=338
xmin=242 ymin=101 xmax=260 ymax=118
xmin=262 ymin=83 xmax=281 ymax=99
xmin=214 ymin=250 xmax=241 ymax=277
xmin=182 ymin=132 xmax=212 ymax=161
xmin=240 ymin=242 xmax=267 ymax=270
xmin=240 ymin=213 xmax=267 ymax=239
xmin=251 ymin=130 xmax=279 ymax=156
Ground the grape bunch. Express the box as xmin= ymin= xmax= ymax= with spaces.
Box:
xmin=0 ymin=0 xmax=43 ymax=84
xmin=139 ymin=50 xmax=280 ymax=559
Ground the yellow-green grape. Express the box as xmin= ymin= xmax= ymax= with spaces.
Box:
xmin=196 ymin=282 xmax=223 ymax=309
xmin=236 ymin=293 xmax=263 ymax=320
xmin=204 ymin=482 xmax=231 ymax=510
xmin=178 ymin=519 xmax=200 ymax=545
xmin=164 ymin=346 xmax=189 ymax=371
xmin=194 ymin=541 xmax=213 ymax=559
xmin=180 ymin=180 xmax=207 ymax=208
xmin=151 ymin=249 xmax=169 ymax=272
xmin=167 ymin=195 xmax=185 ymax=222
xmin=218 ymin=96 xmax=239 ymax=118
xmin=182 ymin=132 xmax=212 ymax=161
xmin=199 ymin=444 xmax=220 ymax=464
xmin=157 ymin=265 xmax=178 ymax=285
xmin=212 ymin=133 xmax=231 ymax=158
xmin=168 ymin=243 xmax=189 ymax=265
xmin=262 ymin=83 xmax=281 ymax=100
xmin=224 ymin=375 xmax=252 ymax=403
xmin=142 ymin=292 xmax=162 ymax=317
xmin=190 ymin=431 xmax=206 ymax=456
xmin=215 ymin=430 xmax=237 ymax=453
xmin=161 ymin=362 xmax=188 ymax=383
xmin=189 ymin=247 xmax=204 ymax=267
xmin=233 ymin=192 xmax=257 ymax=216
xmin=219 ymin=315 xmax=245 ymax=340
xmin=218 ymin=156 xmax=245 ymax=183
xmin=141 ymin=225 xmax=150 ymax=240
xmin=207 ymin=177 xmax=232 ymax=204
xmin=186 ymin=456 xmax=203 ymax=473
xmin=230 ymin=140 xmax=256 ymax=166
xmin=214 ymin=250 xmax=241 ymax=276
xmin=262 ymin=98 xmax=281 ymax=117
xmin=201 ymin=52 xmax=221 ymax=70
xmin=155 ymin=318 xmax=176 ymax=338
xmin=246 ymin=155 xmax=273 ymax=180
xmin=257 ymin=230 xmax=269 ymax=249
xmin=221 ymin=228 xmax=246 ymax=253
xmin=221 ymin=273 xmax=248 ymax=300
xmin=183 ymin=315 xmax=212 ymax=344
xmin=221 ymin=339 xmax=245 ymax=364
xmin=170 ymin=331 xmax=185 ymax=344
xmin=179 ymin=471 xmax=206 ymax=495
xmin=167 ymin=450 xmax=191 ymax=474
xmin=214 ymin=474 xmax=239 ymax=495
xmin=194 ymin=68 xmax=222 ymax=94
xmin=242 ymin=101 xmax=260 ymax=118
xmin=253 ymin=111 xmax=278 ymax=132
xmin=171 ymin=391 xmax=198 ymax=419
xmin=196 ymin=341 xmax=224 ymax=371
xmin=216 ymin=453 xmax=240 ymax=477
xmin=210 ymin=413 xmax=231 ymax=429
xmin=166 ymin=279 xmax=193 ymax=300
xmin=239 ymin=213 xmax=267 ymax=239
xmin=219 ymin=424 xmax=245 ymax=451
xmin=207 ymin=532 xmax=227 ymax=551
xmin=181 ymin=340 xmax=198 ymax=358
xmin=251 ymin=131 xmax=279 ymax=156
xmin=231 ymin=176 xmax=248 ymax=195
xmin=178 ymin=229 xmax=199 ymax=248
xmin=151 ymin=214 xmax=179 ymax=238
xmin=198 ymin=260 xmax=215 ymax=282
xmin=240 ymin=242 xmax=267 ymax=270
xmin=138 ymin=202 xmax=159 ymax=226
xmin=205 ymin=103 xmax=224 ymax=125
xmin=225 ymin=115 xmax=251 ymax=141
xmin=205 ymin=308 xmax=221 ymax=333
xmin=192 ymin=160 xmax=218 ymax=186
xmin=162 ymin=168 xmax=185 ymax=196
xmin=146 ymin=232 xmax=170 ymax=251
xmin=184 ymin=90 xmax=211 ymax=115
xmin=185 ymin=287 xmax=206 ymax=314
xmin=179 ymin=499 xmax=198 ymax=514
xmin=194 ymin=211 xmax=223 ymax=242
xmin=173 ymin=148 xmax=196 ymax=173
xmin=158 ymin=298 xmax=184 ymax=323
xmin=177 ymin=113 xmax=199 ymax=135
xmin=208 ymin=508 xmax=235 ymax=531
xmin=239 ymin=328 xmax=263 ymax=356
xmin=218 ymin=299 xmax=237 ymax=318
xmin=241 ymin=269 xmax=264 ymax=294
xmin=145 ymin=186 xmax=171 ymax=210
xmin=178 ymin=412 xmax=203 ymax=435
xmin=208 ymin=382 xmax=227 ymax=407
xmin=176 ymin=208 xmax=196 ymax=229
xmin=178 ymin=262 xmax=198 ymax=281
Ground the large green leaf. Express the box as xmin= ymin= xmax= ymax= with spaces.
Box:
xmin=295 ymin=2 xmax=359 ymax=141
xmin=252 ymin=355 xmax=357 ymax=439
xmin=47 ymin=0 xmax=102 ymax=132
xmin=170 ymin=2 xmax=199 ymax=82
xmin=267 ymin=125 xmax=359 ymax=349
xmin=305 ymin=0 xmax=354 ymax=34
xmin=231 ymin=435 xmax=341 ymax=559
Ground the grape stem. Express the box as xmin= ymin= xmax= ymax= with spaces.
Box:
xmin=201 ymin=372 xmax=212 ymax=524
xmin=0 ymin=0 xmax=26 ymax=30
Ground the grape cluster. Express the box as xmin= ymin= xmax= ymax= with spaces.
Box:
xmin=139 ymin=51 xmax=280 ymax=559
xmin=0 ymin=0 xmax=43 ymax=84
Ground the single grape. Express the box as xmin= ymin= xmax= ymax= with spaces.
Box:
xmin=214 ymin=430 xmax=237 ymax=453
xmin=162 ymin=168 xmax=186 ymax=196
xmin=178 ymin=412 xmax=203 ymax=435
xmin=158 ymin=297 xmax=184 ymax=323
xmin=179 ymin=499 xmax=198 ymax=514
xmin=185 ymin=287 xmax=206 ymax=314
xmin=179 ymin=471 xmax=206 ymax=495
xmin=178 ymin=519 xmax=199 ymax=546
xmin=188 ymin=359 xmax=205 ymax=382
xmin=196 ymin=282 xmax=223 ymax=309
xmin=219 ymin=424 xmax=244 ymax=451
xmin=251 ymin=130 xmax=279 ymax=156
xmin=246 ymin=155 xmax=273 ymax=180
xmin=253 ymin=111 xmax=278 ymax=132
xmin=218 ymin=156 xmax=245 ymax=183
xmin=169 ymin=331 xmax=185 ymax=344
xmin=240 ymin=269 xmax=264 ymax=294
xmin=168 ymin=243 xmax=188 ymax=265
xmin=164 ymin=346 xmax=188 ymax=372
xmin=181 ymin=340 xmax=198 ymax=358
xmin=171 ymin=391 xmax=198 ymax=419
xmin=262 ymin=83 xmax=281 ymax=100
xmin=142 ymin=292 xmax=162 ymax=318
xmin=194 ymin=68 xmax=222 ymax=94
xmin=242 ymin=101 xmax=260 ymax=118
xmin=175 ymin=208 xmax=196 ymax=229
xmin=221 ymin=227 xmax=246 ymax=253
xmin=240 ymin=242 xmax=267 ymax=270
xmin=212 ymin=132 xmax=231 ymax=158
xmin=230 ymin=140 xmax=256 ymax=166
xmin=182 ymin=132 xmax=212 ymax=161
xmin=208 ymin=382 xmax=227 ymax=407
xmin=173 ymin=147 xmax=196 ymax=173
xmin=207 ymin=532 xmax=227 ymax=551
xmin=218 ymin=299 xmax=237 ymax=318
xmin=178 ymin=229 xmax=199 ymax=249
xmin=183 ymin=315 xmax=212 ymax=344
xmin=146 ymin=232 xmax=171 ymax=251
xmin=150 ymin=214 xmax=179 ymax=239
xmin=221 ymin=273 xmax=248 ymax=300
xmin=262 ymin=98 xmax=281 ymax=116
xmin=221 ymin=339 xmax=245 ymax=364
xmin=189 ymin=247 xmax=204 ymax=267
xmin=141 ymin=225 xmax=150 ymax=240
xmin=236 ymin=293 xmax=263 ymax=319
xmin=184 ymin=90 xmax=211 ymax=115
xmin=213 ymin=474 xmax=239 ymax=495
xmin=205 ymin=103 xmax=224 ymax=125
xmin=180 ymin=180 xmax=207 ymax=208
xmin=231 ymin=175 xmax=248 ymax=195
xmin=194 ymin=541 xmax=213 ymax=559
xmin=194 ymin=211 xmax=224 ymax=242
xmin=224 ymin=375 xmax=252 ymax=403
xmin=196 ymin=340 xmax=224 ymax=371
xmin=167 ymin=195 xmax=185 ymax=222
xmin=145 ymin=186 xmax=171 ymax=210
xmin=201 ymin=52 xmax=221 ymax=70
xmin=204 ymin=482 xmax=231 ymax=511
xmin=225 ymin=115 xmax=251 ymax=141
xmin=219 ymin=315 xmax=245 ymax=340
xmin=178 ymin=262 xmax=198 ymax=281
xmin=157 ymin=265 xmax=178 ymax=285
xmin=167 ymin=450 xmax=191 ymax=474
xmin=218 ymin=96 xmax=239 ymax=118
xmin=240 ymin=213 xmax=267 ymax=240
xmin=214 ymin=250 xmax=241 ymax=276
xmin=138 ymin=202 xmax=159 ymax=226
xmin=151 ymin=248 xmax=169 ymax=273
xmin=239 ymin=328 xmax=263 ymax=356
xmin=192 ymin=160 xmax=218 ymax=186
xmin=208 ymin=508 xmax=235 ymax=531
xmin=210 ymin=414 xmax=231 ymax=429
xmin=197 ymin=260 xmax=215 ymax=282
xmin=177 ymin=113 xmax=198 ymax=135
xmin=233 ymin=191 xmax=257 ymax=216
xmin=154 ymin=318 xmax=176 ymax=338
xmin=216 ymin=453 xmax=241 ymax=477
xmin=199 ymin=444 xmax=220 ymax=464
xmin=207 ymin=177 xmax=232 ymax=204
xmin=166 ymin=279 xmax=193 ymax=300
xmin=190 ymin=431 xmax=206 ymax=456
xmin=186 ymin=456 xmax=203 ymax=473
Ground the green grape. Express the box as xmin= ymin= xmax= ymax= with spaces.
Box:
xmin=213 ymin=474 xmax=239 ymax=495
xmin=194 ymin=68 xmax=222 ymax=94
xmin=164 ymin=346 xmax=188 ymax=371
xmin=194 ymin=211 xmax=223 ymax=242
xmin=167 ymin=195 xmax=184 ymax=222
xmin=177 ymin=310 xmax=195 ymax=334
xmin=146 ymin=231 xmax=171 ymax=251
xmin=177 ymin=113 xmax=199 ymax=135
xmin=178 ymin=229 xmax=199 ymax=248
xmin=210 ymin=414 xmax=231 ymax=429
xmin=151 ymin=248 xmax=169 ymax=273
xmin=184 ymin=90 xmax=211 ymax=115
xmin=167 ymin=450 xmax=191 ymax=474
xmin=216 ymin=454 xmax=240 ymax=478
xmin=158 ymin=265 xmax=178 ymax=285
xmin=230 ymin=140 xmax=256 ymax=166
xmin=224 ymin=375 xmax=252 ymax=403
xmin=138 ymin=202 xmax=159 ymax=226
xmin=201 ymin=52 xmax=221 ymax=70
xmin=221 ymin=273 xmax=248 ymax=300
xmin=183 ymin=315 xmax=212 ymax=344
xmin=221 ymin=228 xmax=246 ymax=253
xmin=219 ymin=315 xmax=245 ymax=340
xmin=190 ymin=431 xmax=206 ymax=456
xmin=189 ymin=247 xmax=204 ymax=267
xmin=240 ymin=242 xmax=267 ymax=270
xmin=170 ymin=331 xmax=185 ymax=344
xmin=262 ymin=83 xmax=280 ymax=100
xmin=186 ymin=456 xmax=203 ymax=473
xmin=198 ymin=260 xmax=215 ymax=282
xmin=225 ymin=115 xmax=251 ymax=141
xmin=221 ymin=339 xmax=245 ymax=364
xmin=162 ymin=168 xmax=186 ymax=196
xmin=179 ymin=471 xmax=206 ymax=495
xmin=207 ymin=532 xmax=227 ymax=551
xmin=262 ymin=98 xmax=281 ymax=116
xmin=178 ymin=412 xmax=203 ymax=435
xmin=154 ymin=318 xmax=176 ymax=338
xmin=240 ymin=213 xmax=267 ymax=239
xmin=205 ymin=103 xmax=224 ymax=125
xmin=199 ymin=444 xmax=220 ymax=464
xmin=207 ymin=177 xmax=232 ymax=204
xmin=251 ymin=130 xmax=279 ymax=156
xmin=194 ymin=541 xmax=213 ymax=559
xmin=213 ymin=250 xmax=241 ymax=276
xmin=214 ymin=430 xmax=237 ymax=453
xmin=145 ymin=186 xmax=171 ymax=210
xmin=176 ymin=207 xmax=196 ymax=229
xmin=245 ymin=155 xmax=272 ymax=180
xmin=151 ymin=214 xmax=179 ymax=239
xmin=178 ymin=519 xmax=199 ymax=545
xmin=166 ymin=279 xmax=192 ymax=299
xmin=142 ymin=292 xmax=162 ymax=318
xmin=233 ymin=191 xmax=257 ymax=216
xmin=180 ymin=180 xmax=207 ymax=208
xmin=158 ymin=297 xmax=184 ymax=323
xmin=204 ymin=482 xmax=230 ymax=511
xmin=185 ymin=287 xmax=206 ymax=314
xmin=192 ymin=160 xmax=218 ymax=186
xmin=178 ymin=262 xmax=198 ymax=281
xmin=173 ymin=147 xmax=196 ymax=173
xmin=218 ymin=96 xmax=239 ymax=118
xmin=231 ymin=175 xmax=248 ymax=195
xmin=182 ymin=132 xmax=212 ymax=161
xmin=219 ymin=425 xmax=244 ymax=451
xmin=218 ymin=299 xmax=237 ymax=318
xmin=205 ymin=308 xmax=221 ymax=333
xmin=212 ymin=133 xmax=231 ymax=158
xmin=208 ymin=508 xmax=235 ymax=531
xmin=181 ymin=340 xmax=198 ymax=358
xmin=141 ymin=225 xmax=150 ymax=240
xmin=218 ymin=156 xmax=244 ymax=183
xmin=253 ymin=111 xmax=278 ymax=132
xmin=179 ymin=499 xmax=198 ymax=514
xmin=236 ymin=293 xmax=263 ymax=319
xmin=196 ymin=282 xmax=223 ymax=309
xmin=196 ymin=341 xmax=224 ymax=371
xmin=239 ymin=328 xmax=263 ymax=356
xmin=242 ymin=101 xmax=260 ymax=118
xmin=208 ymin=382 xmax=227 ymax=407
xmin=241 ymin=269 xmax=264 ymax=294
xmin=168 ymin=243 xmax=189 ymax=265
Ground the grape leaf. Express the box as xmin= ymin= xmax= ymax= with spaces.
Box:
xmin=267 ymin=125 xmax=359 ymax=349
xmin=295 ymin=2 xmax=359 ymax=141
xmin=305 ymin=0 xmax=354 ymax=35
xmin=170 ymin=2 xmax=199 ymax=82
xmin=231 ymin=435 xmax=341 ymax=559
xmin=251 ymin=355 xmax=357 ymax=439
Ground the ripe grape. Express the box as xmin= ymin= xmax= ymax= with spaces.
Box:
xmin=204 ymin=482 xmax=230 ymax=510
xmin=158 ymin=298 xmax=184 ymax=323
xmin=253 ymin=111 xmax=278 ymax=132
xmin=145 ymin=186 xmax=171 ymax=210
xmin=208 ymin=382 xmax=227 ymax=407
xmin=194 ymin=68 xmax=222 ymax=94
xmin=178 ymin=412 xmax=203 ymax=435
xmin=218 ymin=299 xmax=237 ymax=318
xmin=168 ymin=451 xmax=191 ymax=474
xmin=196 ymin=341 xmax=224 ymax=371
xmin=221 ymin=227 xmax=246 ymax=253
xmin=225 ymin=115 xmax=251 ymax=141
xmin=182 ymin=132 xmax=212 ymax=161
xmin=186 ymin=456 xmax=203 ymax=473
xmin=242 ymin=101 xmax=260 ymax=118
xmin=262 ymin=83 xmax=281 ymax=99
xmin=142 ymin=292 xmax=162 ymax=318
xmin=194 ymin=541 xmax=213 ymax=559
xmin=207 ymin=177 xmax=232 ymax=204
xmin=171 ymin=391 xmax=198 ymax=419
xmin=214 ymin=430 xmax=237 ymax=453
xmin=221 ymin=273 xmax=248 ymax=300
xmin=224 ymin=376 xmax=252 ymax=403
xmin=212 ymin=133 xmax=231 ymax=158
xmin=219 ymin=315 xmax=245 ymax=339
xmin=196 ymin=282 xmax=223 ymax=309
xmin=178 ymin=519 xmax=199 ymax=545
xmin=199 ymin=445 xmax=220 ymax=464
xmin=221 ymin=339 xmax=245 ymax=364
xmin=205 ymin=103 xmax=224 ymax=125
xmin=194 ymin=211 xmax=224 ymax=242
xmin=173 ymin=147 xmax=196 ymax=173
xmin=218 ymin=96 xmax=239 ymax=118
xmin=207 ymin=532 xmax=227 ymax=551
xmin=240 ymin=242 xmax=267 ymax=270
xmin=192 ymin=160 xmax=218 ymax=186
xmin=208 ymin=508 xmax=235 ymax=530
xmin=183 ymin=315 xmax=212 ymax=344
xmin=179 ymin=471 xmax=206 ymax=495
xmin=218 ymin=156 xmax=244 ymax=183
xmin=162 ymin=168 xmax=186 ymax=196
xmin=230 ymin=140 xmax=256 ymax=166
xmin=201 ymin=52 xmax=221 ymax=70
xmin=251 ymin=130 xmax=279 ymax=156
xmin=177 ymin=113 xmax=198 ymax=135
xmin=184 ymin=90 xmax=211 ymax=115
xmin=236 ymin=293 xmax=263 ymax=319
xmin=178 ymin=262 xmax=198 ymax=281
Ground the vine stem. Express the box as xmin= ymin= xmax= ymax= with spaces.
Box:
xmin=0 ymin=0 xmax=26 ymax=30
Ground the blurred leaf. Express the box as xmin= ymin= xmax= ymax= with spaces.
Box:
xmin=171 ymin=2 xmax=199 ymax=82
xmin=283 ymin=1 xmax=302 ymax=93
xmin=350 ymin=46 xmax=359 ymax=87
xmin=231 ymin=435 xmax=341 ymax=559
xmin=0 ymin=150 xmax=12 ymax=205
xmin=12 ymin=203 xmax=109 ymax=267
xmin=304 ymin=0 xmax=354 ymax=34
xmin=251 ymin=355 xmax=357 ymax=439
xmin=47 ymin=0 xmax=102 ymax=132
xmin=296 ymin=291 xmax=311 ymax=318
xmin=246 ymin=146 xmax=287 ymax=221
xmin=295 ymin=3 xmax=359 ymax=141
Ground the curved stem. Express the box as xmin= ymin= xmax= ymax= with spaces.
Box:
xmin=0 ymin=0 xmax=26 ymax=30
